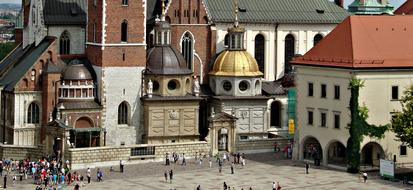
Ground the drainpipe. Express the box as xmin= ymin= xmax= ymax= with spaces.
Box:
xmin=1 ymin=88 xmax=5 ymax=144
xmin=274 ymin=23 xmax=279 ymax=80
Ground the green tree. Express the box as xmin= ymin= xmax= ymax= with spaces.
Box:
xmin=391 ymin=85 xmax=413 ymax=148
xmin=346 ymin=78 xmax=389 ymax=173
xmin=0 ymin=42 xmax=16 ymax=61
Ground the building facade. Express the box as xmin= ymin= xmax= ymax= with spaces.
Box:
xmin=292 ymin=15 xmax=413 ymax=166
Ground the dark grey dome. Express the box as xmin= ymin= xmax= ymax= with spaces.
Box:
xmin=146 ymin=46 xmax=192 ymax=75
xmin=154 ymin=20 xmax=170 ymax=30
xmin=63 ymin=60 xmax=93 ymax=80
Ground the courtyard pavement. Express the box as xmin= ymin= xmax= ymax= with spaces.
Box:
xmin=8 ymin=152 xmax=412 ymax=190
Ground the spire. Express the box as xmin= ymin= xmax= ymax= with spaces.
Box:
xmin=161 ymin=0 xmax=166 ymax=21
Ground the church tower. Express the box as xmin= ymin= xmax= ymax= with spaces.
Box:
xmin=86 ymin=0 xmax=147 ymax=145
xmin=142 ymin=0 xmax=202 ymax=144
xmin=207 ymin=0 xmax=269 ymax=154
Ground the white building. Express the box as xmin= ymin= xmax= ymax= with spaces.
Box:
xmin=292 ymin=15 xmax=413 ymax=167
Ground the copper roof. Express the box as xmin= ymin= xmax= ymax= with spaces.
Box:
xmin=146 ymin=46 xmax=192 ymax=75
xmin=291 ymin=15 xmax=413 ymax=69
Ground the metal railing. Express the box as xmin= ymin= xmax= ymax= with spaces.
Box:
xmin=130 ymin=146 xmax=155 ymax=156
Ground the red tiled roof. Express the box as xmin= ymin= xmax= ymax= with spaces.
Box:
xmin=291 ymin=15 xmax=413 ymax=69
xmin=395 ymin=0 xmax=413 ymax=15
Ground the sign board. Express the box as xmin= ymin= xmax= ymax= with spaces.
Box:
xmin=380 ymin=159 xmax=394 ymax=178
xmin=288 ymin=119 xmax=295 ymax=135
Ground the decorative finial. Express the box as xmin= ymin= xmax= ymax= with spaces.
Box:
xmin=161 ymin=0 xmax=166 ymax=21
xmin=234 ymin=0 xmax=239 ymax=27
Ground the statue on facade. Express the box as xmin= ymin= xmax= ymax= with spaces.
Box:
xmin=147 ymin=79 xmax=153 ymax=98
xmin=210 ymin=107 xmax=215 ymax=118
xmin=193 ymin=77 xmax=200 ymax=96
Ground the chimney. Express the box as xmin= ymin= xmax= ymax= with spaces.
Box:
xmin=334 ymin=0 xmax=344 ymax=8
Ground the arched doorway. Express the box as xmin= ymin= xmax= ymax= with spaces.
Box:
xmin=70 ymin=117 xmax=100 ymax=148
xmin=284 ymin=34 xmax=295 ymax=74
xmin=327 ymin=141 xmax=346 ymax=165
xmin=270 ymin=101 xmax=282 ymax=128
xmin=218 ymin=128 xmax=228 ymax=151
xmin=361 ymin=142 xmax=384 ymax=167
xmin=302 ymin=136 xmax=322 ymax=166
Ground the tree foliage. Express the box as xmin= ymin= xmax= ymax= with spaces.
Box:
xmin=0 ymin=42 xmax=16 ymax=61
xmin=391 ymin=85 xmax=413 ymax=148
xmin=346 ymin=78 xmax=389 ymax=173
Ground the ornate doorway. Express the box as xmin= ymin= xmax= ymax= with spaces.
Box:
xmin=207 ymin=112 xmax=237 ymax=155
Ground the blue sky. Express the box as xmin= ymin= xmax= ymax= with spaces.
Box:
xmin=0 ymin=0 xmax=408 ymax=9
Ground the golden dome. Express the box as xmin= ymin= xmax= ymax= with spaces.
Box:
xmin=209 ymin=50 xmax=263 ymax=77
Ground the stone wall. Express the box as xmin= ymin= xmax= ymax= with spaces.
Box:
xmin=67 ymin=141 xmax=210 ymax=170
xmin=0 ymin=144 xmax=43 ymax=160
xmin=236 ymin=138 xmax=289 ymax=153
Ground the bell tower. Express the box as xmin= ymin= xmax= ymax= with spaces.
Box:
xmin=86 ymin=0 xmax=147 ymax=146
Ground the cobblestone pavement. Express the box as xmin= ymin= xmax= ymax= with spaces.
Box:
xmin=8 ymin=152 xmax=411 ymax=190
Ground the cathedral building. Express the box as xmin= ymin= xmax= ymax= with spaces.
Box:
xmin=0 ymin=0 xmax=350 ymax=161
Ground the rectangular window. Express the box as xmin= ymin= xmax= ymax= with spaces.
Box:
xmin=334 ymin=114 xmax=340 ymax=129
xmin=308 ymin=82 xmax=313 ymax=97
xmin=122 ymin=0 xmax=128 ymax=6
xmin=307 ymin=111 xmax=313 ymax=125
xmin=93 ymin=22 xmax=96 ymax=42
xmin=334 ymin=85 xmax=340 ymax=100
xmin=321 ymin=112 xmax=326 ymax=127
xmin=321 ymin=84 xmax=327 ymax=98
xmin=93 ymin=0 xmax=97 ymax=7
xmin=392 ymin=86 xmax=399 ymax=100
xmin=400 ymin=145 xmax=407 ymax=156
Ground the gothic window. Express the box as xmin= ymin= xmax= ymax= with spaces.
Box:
xmin=284 ymin=34 xmax=295 ymax=74
xmin=122 ymin=0 xmax=128 ymax=6
xmin=181 ymin=32 xmax=193 ymax=70
xmin=254 ymin=34 xmax=265 ymax=74
xmin=118 ymin=101 xmax=128 ymax=125
xmin=27 ymin=102 xmax=40 ymax=124
xmin=224 ymin=34 xmax=229 ymax=47
xmin=59 ymin=31 xmax=70 ymax=55
xmin=121 ymin=20 xmax=128 ymax=42
xmin=313 ymin=34 xmax=323 ymax=46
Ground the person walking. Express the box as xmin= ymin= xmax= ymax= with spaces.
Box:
xmin=305 ymin=162 xmax=309 ymax=174
xmin=196 ymin=185 xmax=201 ymax=190
xmin=272 ymin=181 xmax=276 ymax=190
xmin=182 ymin=153 xmax=186 ymax=166
xmin=3 ymin=174 xmax=6 ymax=189
xmin=86 ymin=168 xmax=91 ymax=184
xmin=230 ymin=163 xmax=234 ymax=174
xmin=362 ymin=171 xmax=368 ymax=183
xmin=209 ymin=159 xmax=212 ymax=168
xmin=276 ymin=181 xmax=282 ymax=190
xmin=120 ymin=160 xmax=124 ymax=173
xmin=223 ymin=182 xmax=227 ymax=190
xmin=164 ymin=171 xmax=168 ymax=182
xmin=169 ymin=170 xmax=173 ymax=184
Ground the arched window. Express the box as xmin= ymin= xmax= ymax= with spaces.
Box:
xmin=59 ymin=31 xmax=70 ymax=55
xmin=121 ymin=20 xmax=128 ymax=42
xmin=181 ymin=32 xmax=193 ymax=70
xmin=254 ymin=34 xmax=265 ymax=73
xmin=313 ymin=34 xmax=323 ymax=46
xmin=284 ymin=34 xmax=295 ymax=74
xmin=118 ymin=101 xmax=128 ymax=124
xmin=224 ymin=34 xmax=229 ymax=47
xmin=27 ymin=102 xmax=40 ymax=124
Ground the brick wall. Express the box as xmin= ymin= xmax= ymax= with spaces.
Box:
xmin=66 ymin=141 xmax=210 ymax=169
xmin=0 ymin=144 xmax=43 ymax=160
xmin=236 ymin=138 xmax=289 ymax=153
